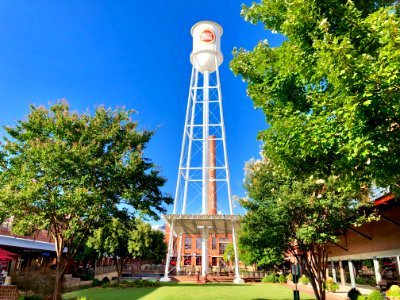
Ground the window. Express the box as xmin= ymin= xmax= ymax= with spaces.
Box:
xmin=219 ymin=237 xmax=229 ymax=255
xmin=219 ymin=242 xmax=227 ymax=255
xmin=196 ymin=238 xmax=202 ymax=250
xmin=196 ymin=256 xmax=202 ymax=266
xmin=219 ymin=237 xmax=229 ymax=243
xmin=212 ymin=238 xmax=217 ymax=250
xmin=184 ymin=256 xmax=191 ymax=266
xmin=184 ymin=237 xmax=192 ymax=250
xmin=212 ymin=257 xmax=218 ymax=266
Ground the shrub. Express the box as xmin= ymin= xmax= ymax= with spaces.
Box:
xmin=325 ymin=277 xmax=339 ymax=292
xmin=387 ymin=285 xmax=400 ymax=297
xmin=278 ymin=274 xmax=287 ymax=283
xmin=91 ymin=278 xmax=101 ymax=287
xmin=348 ymin=288 xmax=362 ymax=300
xmin=101 ymin=282 xmax=110 ymax=288
xmin=367 ymin=290 xmax=385 ymax=300
xmin=12 ymin=271 xmax=55 ymax=299
xmin=262 ymin=274 xmax=276 ymax=283
xmin=299 ymin=275 xmax=309 ymax=285
xmin=366 ymin=277 xmax=376 ymax=286
xmin=356 ymin=277 xmax=367 ymax=285
xmin=286 ymin=273 xmax=293 ymax=282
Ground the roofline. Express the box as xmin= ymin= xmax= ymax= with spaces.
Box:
xmin=374 ymin=194 xmax=395 ymax=206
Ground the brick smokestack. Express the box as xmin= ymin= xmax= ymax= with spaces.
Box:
xmin=208 ymin=135 xmax=217 ymax=214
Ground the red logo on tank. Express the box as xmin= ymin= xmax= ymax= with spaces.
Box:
xmin=200 ymin=29 xmax=215 ymax=43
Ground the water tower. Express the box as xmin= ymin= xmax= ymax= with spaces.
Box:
xmin=161 ymin=21 xmax=243 ymax=284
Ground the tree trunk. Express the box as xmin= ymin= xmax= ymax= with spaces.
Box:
xmin=53 ymin=234 xmax=66 ymax=300
xmin=53 ymin=266 xmax=64 ymax=300
xmin=114 ymin=257 xmax=121 ymax=284
xmin=300 ymin=246 xmax=327 ymax=300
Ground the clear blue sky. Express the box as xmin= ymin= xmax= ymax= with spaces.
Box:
xmin=0 ymin=1 xmax=285 ymax=218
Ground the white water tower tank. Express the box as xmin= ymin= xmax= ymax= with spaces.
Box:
xmin=190 ymin=21 xmax=223 ymax=73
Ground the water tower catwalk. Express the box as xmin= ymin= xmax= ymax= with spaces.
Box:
xmin=161 ymin=21 xmax=243 ymax=284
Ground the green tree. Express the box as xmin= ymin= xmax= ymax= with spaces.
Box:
xmin=0 ymin=101 xmax=172 ymax=300
xmin=240 ymin=159 xmax=374 ymax=300
xmin=88 ymin=217 xmax=167 ymax=283
xmin=128 ymin=219 xmax=167 ymax=263
xmin=231 ymin=0 xmax=400 ymax=194
xmin=87 ymin=215 xmax=134 ymax=283
xmin=223 ymin=243 xmax=235 ymax=265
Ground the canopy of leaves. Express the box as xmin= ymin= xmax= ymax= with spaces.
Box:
xmin=87 ymin=217 xmax=167 ymax=281
xmin=231 ymin=0 xmax=400 ymax=194
xmin=0 ymin=101 xmax=171 ymax=239
xmin=240 ymin=159 xmax=375 ymax=299
xmin=0 ymin=101 xmax=172 ymax=299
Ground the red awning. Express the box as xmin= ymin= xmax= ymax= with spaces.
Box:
xmin=0 ymin=254 xmax=15 ymax=260
xmin=0 ymin=248 xmax=18 ymax=258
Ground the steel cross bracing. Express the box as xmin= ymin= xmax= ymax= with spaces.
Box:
xmin=162 ymin=52 xmax=242 ymax=284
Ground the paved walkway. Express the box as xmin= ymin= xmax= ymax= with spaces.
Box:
xmin=286 ymin=282 xmax=375 ymax=300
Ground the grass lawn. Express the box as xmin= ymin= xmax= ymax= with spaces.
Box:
xmin=63 ymin=282 xmax=316 ymax=300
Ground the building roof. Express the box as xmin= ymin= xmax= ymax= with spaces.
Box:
xmin=0 ymin=234 xmax=55 ymax=252
xmin=374 ymin=194 xmax=395 ymax=206
xmin=163 ymin=214 xmax=241 ymax=235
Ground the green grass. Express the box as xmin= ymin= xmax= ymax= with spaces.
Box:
xmin=63 ymin=282 xmax=316 ymax=300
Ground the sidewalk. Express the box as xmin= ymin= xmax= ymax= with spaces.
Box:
xmin=286 ymin=282 xmax=375 ymax=300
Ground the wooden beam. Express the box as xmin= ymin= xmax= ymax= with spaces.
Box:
xmin=381 ymin=215 xmax=400 ymax=229
xmin=348 ymin=227 xmax=372 ymax=240
xmin=330 ymin=241 xmax=348 ymax=252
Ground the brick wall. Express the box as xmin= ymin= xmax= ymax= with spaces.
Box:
xmin=329 ymin=205 xmax=400 ymax=260
xmin=0 ymin=285 xmax=18 ymax=300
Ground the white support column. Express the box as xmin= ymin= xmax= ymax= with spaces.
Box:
xmin=397 ymin=256 xmax=400 ymax=277
xmin=339 ymin=259 xmax=346 ymax=286
xmin=231 ymin=221 xmax=244 ymax=284
xmin=331 ymin=261 xmax=337 ymax=283
xmin=348 ymin=260 xmax=356 ymax=288
xmin=161 ymin=222 xmax=175 ymax=282
xmin=373 ymin=257 xmax=382 ymax=284
xmin=201 ymin=227 xmax=208 ymax=277
xmin=176 ymin=234 xmax=182 ymax=273
xmin=202 ymin=70 xmax=210 ymax=216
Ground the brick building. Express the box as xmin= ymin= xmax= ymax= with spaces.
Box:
xmin=327 ymin=194 xmax=400 ymax=288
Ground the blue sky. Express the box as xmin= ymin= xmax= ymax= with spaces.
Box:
xmin=0 ymin=1 xmax=285 ymax=219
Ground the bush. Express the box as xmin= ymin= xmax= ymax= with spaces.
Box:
xmin=356 ymin=277 xmax=367 ymax=285
xmin=367 ymin=290 xmax=385 ymax=300
xmin=348 ymin=288 xmax=362 ymax=300
xmin=386 ymin=285 xmax=400 ymax=297
xmin=91 ymin=278 xmax=101 ymax=287
xmin=12 ymin=271 xmax=55 ymax=299
xmin=325 ymin=277 xmax=339 ymax=292
xmin=101 ymin=282 xmax=110 ymax=288
xmin=286 ymin=273 xmax=293 ymax=282
xmin=262 ymin=274 xmax=276 ymax=283
xmin=278 ymin=274 xmax=287 ymax=283
xmin=299 ymin=275 xmax=309 ymax=285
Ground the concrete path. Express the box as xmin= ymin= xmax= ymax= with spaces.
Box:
xmin=286 ymin=282 xmax=376 ymax=300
